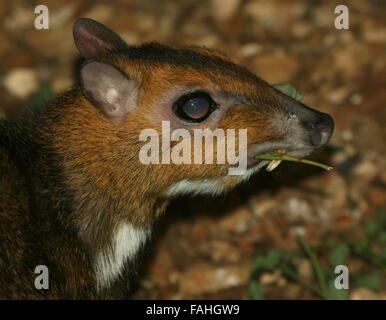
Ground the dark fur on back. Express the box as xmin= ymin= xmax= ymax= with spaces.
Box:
xmin=0 ymin=95 xmax=116 ymax=299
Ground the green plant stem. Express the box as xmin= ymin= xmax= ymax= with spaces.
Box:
xmin=280 ymin=264 xmax=325 ymax=299
xmin=256 ymin=153 xmax=333 ymax=171
xmin=297 ymin=236 xmax=329 ymax=299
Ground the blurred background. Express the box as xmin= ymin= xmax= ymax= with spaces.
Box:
xmin=0 ymin=0 xmax=385 ymax=299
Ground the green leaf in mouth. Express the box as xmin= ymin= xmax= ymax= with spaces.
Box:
xmin=256 ymin=151 xmax=334 ymax=172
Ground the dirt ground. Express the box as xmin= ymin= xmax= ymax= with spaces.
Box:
xmin=0 ymin=0 xmax=385 ymax=299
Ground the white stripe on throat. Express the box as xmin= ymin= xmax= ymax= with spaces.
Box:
xmin=94 ymin=223 xmax=151 ymax=290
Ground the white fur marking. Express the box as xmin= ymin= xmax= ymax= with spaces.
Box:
xmin=241 ymin=161 xmax=268 ymax=181
xmin=166 ymin=161 xmax=268 ymax=197
xmin=166 ymin=178 xmax=226 ymax=197
xmin=95 ymin=223 xmax=150 ymax=290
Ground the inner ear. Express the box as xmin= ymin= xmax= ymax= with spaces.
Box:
xmin=73 ymin=18 xmax=128 ymax=59
xmin=80 ymin=61 xmax=137 ymax=122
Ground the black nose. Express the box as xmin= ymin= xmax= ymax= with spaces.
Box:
xmin=308 ymin=113 xmax=334 ymax=147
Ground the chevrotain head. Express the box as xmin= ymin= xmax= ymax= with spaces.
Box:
xmin=71 ymin=18 xmax=333 ymax=200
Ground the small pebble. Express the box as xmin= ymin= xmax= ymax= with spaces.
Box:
xmin=3 ymin=68 xmax=38 ymax=99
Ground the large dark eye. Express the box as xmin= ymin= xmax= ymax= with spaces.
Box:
xmin=173 ymin=91 xmax=218 ymax=123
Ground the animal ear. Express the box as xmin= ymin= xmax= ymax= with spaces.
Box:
xmin=80 ymin=61 xmax=137 ymax=122
xmin=73 ymin=18 xmax=128 ymax=59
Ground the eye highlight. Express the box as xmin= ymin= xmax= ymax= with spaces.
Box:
xmin=173 ymin=91 xmax=218 ymax=123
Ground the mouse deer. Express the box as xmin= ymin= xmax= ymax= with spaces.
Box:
xmin=0 ymin=18 xmax=333 ymax=299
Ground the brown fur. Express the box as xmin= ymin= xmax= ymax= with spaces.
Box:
xmin=0 ymin=19 xmax=331 ymax=299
